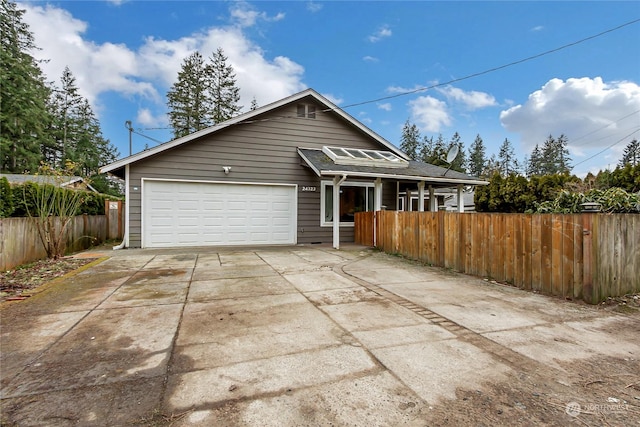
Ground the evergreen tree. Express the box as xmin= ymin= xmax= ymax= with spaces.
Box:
xmin=540 ymin=134 xmax=572 ymax=174
xmin=484 ymin=154 xmax=500 ymax=176
xmin=555 ymin=134 xmax=572 ymax=174
xmin=447 ymin=132 xmax=466 ymax=172
xmin=527 ymin=144 xmax=543 ymax=176
xmin=0 ymin=0 xmax=51 ymax=172
xmin=399 ymin=119 xmax=420 ymax=160
xmin=498 ymin=138 xmax=516 ymax=175
xmin=468 ymin=134 xmax=486 ymax=177
xmin=250 ymin=97 xmax=259 ymax=111
xmin=431 ymin=134 xmax=447 ymax=166
xmin=418 ymin=136 xmax=433 ymax=164
xmin=47 ymin=67 xmax=118 ymax=175
xmin=49 ymin=67 xmax=84 ymax=167
xmin=619 ymin=139 xmax=640 ymax=167
xmin=207 ymin=47 xmax=242 ymax=124
xmin=167 ymin=52 xmax=212 ymax=139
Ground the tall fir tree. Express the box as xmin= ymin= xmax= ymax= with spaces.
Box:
xmin=498 ymin=138 xmax=516 ymax=175
xmin=619 ymin=139 xmax=639 ymax=167
xmin=47 ymin=67 xmax=118 ymax=175
xmin=167 ymin=52 xmax=212 ymax=139
xmin=207 ymin=47 xmax=242 ymax=124
xmin=555 ymin=134 xmax=572 ymax=174
xmin=418 ymin=136 xmax=433 ymax=164
xmin=0 ymin=0 xmax=51 ymax=172
xmin=468 ymin=134 xmax=486 ymax=177
xmin=527 ymin=144 xmax=543 ymax=176
xmin=447 ymin=132 xmax=467 ymax=172
xmin=540 ymin=134 xmax=572 ymax=174
xmin=249 ymin=97 xmax=259 ymax=111
xmin=399 ymin=120 xmax=420 ymax=160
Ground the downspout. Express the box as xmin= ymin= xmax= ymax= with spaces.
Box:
xmin=113 ymin=164 xmax=130 ymax=250
xmin=332 ymin=174 xmax=348 ymax=249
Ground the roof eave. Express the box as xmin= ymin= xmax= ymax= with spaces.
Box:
xmin=318 ymin=170 xmax=488 ymax=186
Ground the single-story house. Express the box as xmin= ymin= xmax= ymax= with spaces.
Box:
xmin=100 ymin=88 xmax=486 ymax=249
xmin=1 ymin=174 xmax=98 ymax=193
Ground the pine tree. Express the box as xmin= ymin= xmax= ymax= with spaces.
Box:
xmin=167 ymin=52 xmax=212 ymax=139
xmin=207 ymin=48 xmax=242 ymax=124
xmin=0 ymin=0 xmax=51 ymax=172
xmin=468 ymin=134 xmax=486 ymax=177
xmin=619 ymin=139 xmax=639 ymax=167
xmin=498 ymin=138 xmax=516 ymax=175
xmin=447 ymin=132 xmax=466 ymax=172
xmin=250 ymin=97 xmax=259 ymax=111
xmin=527 ymin=144 xmax=543 ymax=176
xmin=399 ymin=120 xmax=420 ymax=160
xmin=47 ymin=67 xmax=118 ymax=175
xmin=555 ymin=134 xmax=572 ymax=174
xmin=418 ymin=136 xmax=433 ymax=164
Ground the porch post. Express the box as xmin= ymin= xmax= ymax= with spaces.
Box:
xmin=374 ymin=177 xmax=382 ymax=211
xmin=429 ymin=185 xmax=436 ymax=211
xmin=407 ymin=189 xmax=412 ymax=211
xmin=333 ymin=175 xmax=347 ymax=249
xmin=457 ymin=184 xmax=464 ymax=213
xmin=417 ymin=181 xmax=425 ymax=212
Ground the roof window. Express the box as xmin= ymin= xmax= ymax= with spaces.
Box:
xmin=322 ymin=146 xmax=409 ymax=168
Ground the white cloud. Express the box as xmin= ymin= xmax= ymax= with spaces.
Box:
xmin=437 ymin=86 xmax=497 ymax=110
xmin=409 ymin=96 xmax=451 ymax=132
xmin=368 ymin=25 xmax=392 ymax=43
xmin=20 ymin=2 xmax=306 ymax=127
xmin=229 ymin=2 xmax=285 ymax=27
xmin=531 ymin=25 xmax=544 ymax=32
xmin=500 ymin=77 xmax=640 ymax=151
xmin=363 ymin=55 xmax=379 ymax=63
xmin=307 ymin=2 xmax=323 ymax=13
xmin=20 ymin=3 xmax=158 ymax=105
xmin=136 ymin=108 xmax=166 ymax=127
xmin=386 ymin=85 xmax=427 ymax=95
xmin=378 ymin=103 xmax=392 ymax=111
xmin=323 ymin=93 xmax=344 ymax=105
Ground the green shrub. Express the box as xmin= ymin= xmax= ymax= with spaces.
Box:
xmin=0 ymin=177 xmax=14 ymax=217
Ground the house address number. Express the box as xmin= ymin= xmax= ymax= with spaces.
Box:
xmin=301 ymin=186 xmax=316 ymax=192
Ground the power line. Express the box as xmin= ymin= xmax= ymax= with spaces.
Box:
xmin=570 ymin=109 xmax=640 ymax=146
xmin=339 ymin=18 xmax=640 ymax=110
xmin=572 ymin=127 xmax=640 ymax=168
xmin=237 ymin=18 xmax=640 ymax=126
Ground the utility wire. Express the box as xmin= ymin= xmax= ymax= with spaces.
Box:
xmin=570 ymin=109 xmax=640 ymax=146
xmin=237 ymin=18 xmax=640 ymax=125
xmin=572 ymin=127 xmax=640 ymax=168
xmin=339 ymin=18 xmax=640 ymax=110
xmin=131 ymin=128 xmax=164 ymax=144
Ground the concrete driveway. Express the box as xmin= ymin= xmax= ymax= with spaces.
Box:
xmin=1 ymin=246 xmax=639 ymax=426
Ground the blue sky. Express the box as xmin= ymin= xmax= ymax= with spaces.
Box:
xmin=19 ymin=1 xmax=640 ymax=177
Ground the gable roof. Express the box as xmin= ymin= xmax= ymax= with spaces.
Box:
xmin=100 ymin=88 xmax=408 ymax=174
xmin=297 ymin=148 xmax=487 ymax=186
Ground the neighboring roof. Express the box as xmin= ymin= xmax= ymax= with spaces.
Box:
xmin=100 ymin=88 xmax=408 ymax=174
xmin=1 ymin=174 xmax=98 ymax=192
xmin=297 ymin=148 xmax=488 ymax=187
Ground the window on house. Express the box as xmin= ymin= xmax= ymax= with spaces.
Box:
xmin=321 ymin=181 xmax=374 ymax=226
xmin=297 ymin=104 xmax=316 ymax=119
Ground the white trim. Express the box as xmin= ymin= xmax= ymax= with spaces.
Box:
xmin=100 ymin=88 xmax=408 ymax=174
xmin=322 ymin=146 xmax=408 ymax=168
xmin=320 ymin=180 xmax=374 ymax=227
xmin=319 ymin=170 xmax=488 ymax=186
xmin=124 ymin=165 xmax=129 ymax=247
xmin=140 ymin=178 xmax=297 ymax=248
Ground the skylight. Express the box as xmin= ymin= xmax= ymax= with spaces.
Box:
xmin=322 ymin=146 xmax=409 ymax=168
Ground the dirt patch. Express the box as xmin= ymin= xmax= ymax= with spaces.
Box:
xmin=0 ymin=257 xmax=97 ymax=302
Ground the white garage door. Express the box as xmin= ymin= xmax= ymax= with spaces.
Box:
xmin=142 ymin=180 xmax=296 ymax=248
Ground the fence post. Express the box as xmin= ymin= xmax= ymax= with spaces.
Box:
xmin=582 ymin=214 xmax=594 ymax=304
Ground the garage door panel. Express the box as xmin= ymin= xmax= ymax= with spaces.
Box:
xmin=143 ymin=181 xmax=296 ymax=248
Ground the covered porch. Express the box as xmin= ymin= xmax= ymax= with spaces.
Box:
xmin=297 ymin=147 xmax=487 ymax=249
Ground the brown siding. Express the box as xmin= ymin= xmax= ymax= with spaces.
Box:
xmin=128 ymin=100 xmax=393 ymax=247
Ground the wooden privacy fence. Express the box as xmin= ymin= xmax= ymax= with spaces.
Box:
xmin=355 ymin=211 xmax=640 ymax=304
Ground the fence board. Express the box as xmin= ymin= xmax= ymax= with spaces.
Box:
xmin=357 ymin=211 xmax=639 ymax=304
xmin=1 ymin=215 xmax=108 ymax=271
